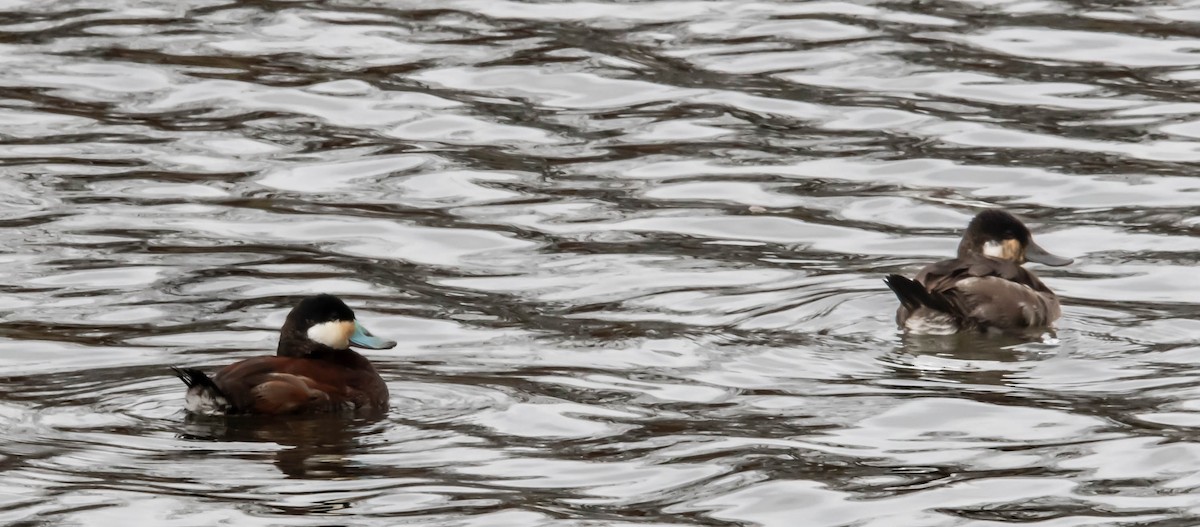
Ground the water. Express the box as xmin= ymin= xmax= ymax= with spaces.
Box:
xmin=1 ymin=0 xmax=1199 ymax=525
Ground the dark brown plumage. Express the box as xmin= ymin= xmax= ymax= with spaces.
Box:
xmin=885 ymin=209 xmax=1072 ymax=334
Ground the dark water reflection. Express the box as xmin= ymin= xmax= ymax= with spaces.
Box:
xmin=2 ymin=0 xmax=1200 ymax=525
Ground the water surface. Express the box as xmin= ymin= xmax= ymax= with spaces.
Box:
xmin=1 ymin=1 xmax=1200 ymax=525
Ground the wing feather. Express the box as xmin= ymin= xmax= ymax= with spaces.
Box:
xmin=901 ymin=255 xmax=1061 ymax=332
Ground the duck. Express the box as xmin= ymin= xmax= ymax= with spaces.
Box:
xmin=171 ymin=294 xmax=396 ymax=415
xmin=883 ymin=209 xmax=1073 ymax=334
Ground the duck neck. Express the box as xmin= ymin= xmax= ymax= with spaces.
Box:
xmin=308 ymin=347 xmax=375 ymax=370
xmin=276 ymin=329 xmax=335 ymax=358
xmin=276 ymin=332 xmax=374 ymax=369
xmin=956 ymin=236 xmax=978 ymax=259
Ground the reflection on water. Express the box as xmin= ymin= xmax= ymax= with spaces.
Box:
xmin=181 ymin=414 xmax=386 ymax=479
xmin=1 ymin=0 xmax=1199 ymax=525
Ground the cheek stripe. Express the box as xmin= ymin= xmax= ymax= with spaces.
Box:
xmin=1004 ymin=239 xmax=1023 ymax=261
xmin=983 ymin=241 xmax=1005 ymax=258
xmin=307 ymin=321 xmax=352 ymax=349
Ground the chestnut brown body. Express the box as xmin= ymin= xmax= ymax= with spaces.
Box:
xmin=210 ymin=350 xmax=388 ymax=414
xmin=172 ymin=294 xmax=396 ymax=416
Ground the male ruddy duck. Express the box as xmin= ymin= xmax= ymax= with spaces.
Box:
xmin=171 ymin=294 xmax=396 ymax=415
xmin=883 ymin=209 xmax=1073 ymax=334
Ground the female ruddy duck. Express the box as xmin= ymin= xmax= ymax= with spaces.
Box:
xmin=884 ymin=209 xmax=1073 ymax=334
xmin=171 ymin=294 xmax=396 ymax=415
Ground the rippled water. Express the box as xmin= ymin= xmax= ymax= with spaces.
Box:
xmin=2 ymin=0 xmax=1200 ymax=525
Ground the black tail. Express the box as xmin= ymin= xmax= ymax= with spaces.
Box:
xmin=170 ymin=367 xmax=225 ymax=397
xmin=883 ymin=274 xmax=955 ymax=313
xmin=171 ymin=366 xmax=231 ymax=414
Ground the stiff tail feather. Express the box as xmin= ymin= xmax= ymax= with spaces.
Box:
xmin=883 ymin=274 xmax=955 ymax=314
xmin=170 ymin=366 xmax=230 ymax=414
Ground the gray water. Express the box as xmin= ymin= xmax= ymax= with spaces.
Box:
xmin=1 ymin=1 xmax=1199 ymax=525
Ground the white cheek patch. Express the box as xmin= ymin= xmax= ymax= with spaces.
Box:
xmin=983 ymin=241 xmax=1006 ymax=258
xmin=307 ymin=320 xmax=353 ymax=349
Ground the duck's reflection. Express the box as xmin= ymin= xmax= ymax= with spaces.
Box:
xmin=896 ymin=329 xmax=1057 ymax=360
xmin=876 ymin=329 xmax=1061 ymax=394
xmin=179 ymin=410 xmax=386 ymax=478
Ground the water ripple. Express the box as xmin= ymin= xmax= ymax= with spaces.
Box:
xmin=0 ymin=0 xmax=1198 ymax=526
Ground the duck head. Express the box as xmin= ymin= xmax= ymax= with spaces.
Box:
xmin=958 ymin=209 xmax=1073 ymax=267
xmin=277 ymin=294 xmax=397 ymax=357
